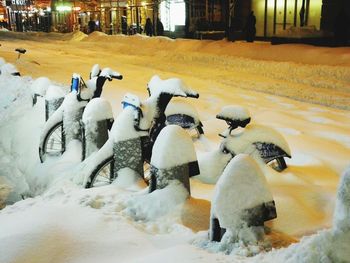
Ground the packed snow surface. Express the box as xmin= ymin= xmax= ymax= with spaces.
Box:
xmin=0 ymin=31 xmax=350 ymax=263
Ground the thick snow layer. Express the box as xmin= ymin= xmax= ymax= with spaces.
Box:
xmin=45 ymin=84 xmax=66 ymax=100
xmin=217 ymin=105 xmax=251 ymax=121
xmin=165 ymin=100 xmax=200 ymax=122
xmin=0 ymin=32 xmax=350 ymax=263
xmin=30 ymin=77 xmax=51 ymax=96
xmin=110 ymin=106 xmax=149 ymax=142
xmin=90 ymin=64 xmax=100 ymax=78
xmin=211 ymin=154 xmax=274 ymax=229
xmin=82 ymin=98 xmax=113 ymax=123
xmin=148 ymin=75 xmax=198 ymax=98
xmin=0 ymin=62 xmax=19 ymax=75
xmin=151 ymin=125 xmax=197 ymax=169
xmin=223 ymin=124 xmax=291 ymax=158
xmin=197 ymin=150 xmax=232 ymax=184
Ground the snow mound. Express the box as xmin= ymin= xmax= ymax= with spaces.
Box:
xmin=197 ymin=150 xmax=232 ymax=184
xmin=31 ymin=77 xmax=51 ymax=96
xmin=125 ymin=181 xmax=188 ymax=221
xmin=82 ymin=98 xmax=113 ymax=123
xmin=217 ymin=105 xmax=251 ymax=121
xmin=45 ymin=84 xmax=66 ymax=100
xmin=151 ymin=125 xmax=197 ymax=169
xmin=211 ymin=154 xmax=273 ymax=229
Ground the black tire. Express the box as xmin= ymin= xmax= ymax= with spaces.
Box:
xmin=39 ymin=121 xmax=65 ymax=163
xmin=85 ymin=156 xmax=114 ymax=188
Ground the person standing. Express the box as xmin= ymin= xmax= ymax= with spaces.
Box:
xmin=245 ymin=11 xmax=256 ymax=43
xmin=145 ymin=18 xmax=153 ymax=37
xmin=156 ymin=18 xmax=164 ymax=36
xmin=88 ymin=20 xmax=96 ymax=34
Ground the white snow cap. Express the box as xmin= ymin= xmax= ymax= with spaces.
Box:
xmin=31 ymin=77 xmax=51 ymax=96
xmin=100 ymin=67 xmax=122 ymax=79
xmin=0 ymin=63 xmax=19 ymax=75
xmin=45 ymin=85 xmax=66 ymax=100
xmin=90 ymin=64 xmax=100 ymax=78
xmin=211 ymin=154 xmax=274 ymax=229
xmin=82 ymin=98 xmax=113 ymax=123
xmin=148 ymin=75 xmax=198 ymax=98
xmin=217 ymin=105 xmax=251 ymax=121
xmin=151 ymin=125 xmax=197 ymax=169
xmin=224 ymin=123 xmax=291 ymax=158
xmin=165 ymin=100 xmax=200 ymax=122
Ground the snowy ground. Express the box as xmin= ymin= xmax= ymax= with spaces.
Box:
xmin=0 ymin=31 xmax=350 ymax=263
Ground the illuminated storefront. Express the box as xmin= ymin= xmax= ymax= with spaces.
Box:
xmin=3 ymin=0 xmax=51 ymax=32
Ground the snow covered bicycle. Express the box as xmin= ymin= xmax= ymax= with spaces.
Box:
xmin=38 ymin=67 xmax=123 ymax=162
xmin=198 ymin=105 xmax=291 ymax=183
xmin=85 ymin=75 xmax=199 ymax=188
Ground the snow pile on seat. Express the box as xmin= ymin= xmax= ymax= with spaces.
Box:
xmin=45 ymin=84 xmax=66 ymax=100
xmin=82 ymin=98 xmax=113 ymax=123
xmin=30 ymin=77 xmax=52 ymax=96
xmin=217 ymin=105 xmax=251 ymax=121
xmin=0 ymin=62 xmax=19 ymax=76
xmin=151 ymin=125 xmax=197 ymax=169
xmin=224 ymin=124 xmax=291 ymax=157
xmin=165 ymin=100 xmax=200 ymax=121
xmin=148 ymin=75 xmax=198 ymax=98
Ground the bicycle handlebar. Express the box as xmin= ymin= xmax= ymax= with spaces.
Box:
xmin=112 ymin=75 xmax=123 ymax=80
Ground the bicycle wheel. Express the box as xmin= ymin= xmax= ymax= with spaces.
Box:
xmin=39 ymin=121 xmax=65 ymax=163
xmin=85 ymin=156 xmax=114 ymax=188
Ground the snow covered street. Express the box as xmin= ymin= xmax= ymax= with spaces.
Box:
xmin=0 ymin=31 xmax=350 ymax=262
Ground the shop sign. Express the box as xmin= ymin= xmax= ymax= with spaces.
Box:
xmin=6 ymin=0 xmax=27 ymax=6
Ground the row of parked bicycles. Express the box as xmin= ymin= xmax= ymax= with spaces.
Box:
xmin=32 ymin=64 xmax=291 ymax=189
xmin=29 ymin=63 xmax=292 ymax=242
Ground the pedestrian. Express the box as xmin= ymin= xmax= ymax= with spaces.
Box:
xmin=145 ymin=18 xmax=153 ymax=37
xmin=244 ymin=11 xmax=256 ymax=43
xmin=156 ymin=18 xmax=164 ymax=36
xmin=121 ymin=16 xmax=127 ymax=35
xmin=88 ymin=19 xmax=96 ymax=34
xmin=334 ymin=10 xmax=349 ymax=46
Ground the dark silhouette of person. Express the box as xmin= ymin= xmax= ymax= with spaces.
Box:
xmin=88 ymin=20 xmax=96 ymax=34
xmin=156 ymin=18 xmax=164 ymax=36
xmin=121 ymin=16 xmax=127 ymax=35
xmin=299 ymin=6 xmax=306 ymax=27
xmin=245 ymin=11 xmax=256 ymax=42
xmin=334 ymin=10 xmax=349 ymax=46
xmin=145 ymin=18 xmax=153 ymax=37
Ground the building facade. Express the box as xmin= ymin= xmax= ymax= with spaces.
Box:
xmin=1 ymin=0 xmax=348 ymax=43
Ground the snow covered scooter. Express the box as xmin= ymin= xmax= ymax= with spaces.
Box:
xmin=38 ymin=68 xmax=123 ymax=162
xmin=198 ymin=105 xmax=291 ymax=183
xmin=84 ymin=75 xmax=200 ymax=188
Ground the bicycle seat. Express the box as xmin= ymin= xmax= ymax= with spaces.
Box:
xmin=15 ymin=48 xmax=26 ymax=54
xmin=216 ymin=105 xmax=251 ymax=129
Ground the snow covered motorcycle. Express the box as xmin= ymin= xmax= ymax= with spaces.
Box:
xmin=84 ymin=75 xmax=199 ymax=188
xmin=198 ymin=105 xmax=291 ymax=183
xmin=38 ymin=67 xmax=123 ymax=162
